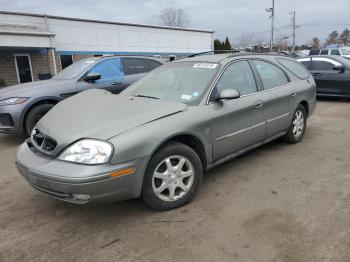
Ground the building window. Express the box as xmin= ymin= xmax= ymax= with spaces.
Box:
xmin=60 ymin=55 xmax=73 ymax=70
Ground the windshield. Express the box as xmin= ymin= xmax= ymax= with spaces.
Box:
xmin=121 ymin=62 xmax=220 ymax=105
xmin=341 ymin=48 xmax=350 ymax=55
xmin=54 ymin=59 xmax=97 ymax=80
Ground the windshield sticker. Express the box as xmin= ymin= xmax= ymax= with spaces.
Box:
xmin=181 ymin=94 xmax=192 ymax=100
xmin=84 ymin=60 xmax=96 ymax=64
xmin=192 ymin=91 xmax=199 ymax=97
xmin=193 ymin=63 xmax=218 ymax=69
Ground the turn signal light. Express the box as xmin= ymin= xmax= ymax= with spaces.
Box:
xmin=110 ymin=167 xmax=136 ymax=178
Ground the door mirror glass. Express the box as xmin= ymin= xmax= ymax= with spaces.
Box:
xmin=84 ymin=72 xmax=101 ymax=81
xmin=332 ymin=65 xmax=345 ymax=73
xmin=217 ymin=88 xmax=240 ymax=101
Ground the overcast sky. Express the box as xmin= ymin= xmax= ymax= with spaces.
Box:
xmin=1 ymin=0 xmax=350 ymax=46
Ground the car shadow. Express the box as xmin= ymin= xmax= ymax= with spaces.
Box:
xmin=317 ymin=97 xmax=350 ymax=103
xmin=0 ymin=134 xmax=26 ymax=147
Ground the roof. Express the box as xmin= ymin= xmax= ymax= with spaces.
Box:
xmin=0 ymin=11 xmax=214 ymax=34
xmin=176 ymin=52 xmax=291 ymax=63
xmin=304 ymin=55 xmax=350 ymax=64
xmin=0 ymin=23 xmax=55 ymax=37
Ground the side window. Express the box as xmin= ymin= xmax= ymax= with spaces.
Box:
xmin=277 ymin=58 xmax=310 ymax=79
xmin=215 ymin=60 xmax=257 ymax=96
xmin=312 ymin=58 xmax=340 ymax=71
xmin=89 ymin=58 xmax=123 ymax=82
xmin=252 ymin=60 xmax=289 ymax=90
xmin=122 ymin=58 xmax=150 ymax=75
xmin=331 ymin=49 xmax=340 ymax=55
xmin=145 ymin=60 xmax=162 ymax=71
xmin=298 ymin=58 xmax=312 ymax=70
xmin=320 ymin=49 xmax=329 ymax=55
xmin=309 ymin=49 xmax=320 ymax=55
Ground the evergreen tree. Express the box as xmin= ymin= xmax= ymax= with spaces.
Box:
xmin=325 ymin=31 xmax=339 ymax=45
xmin=340 ymin=28 xmax=350 ymax=45
xmin=224 ymin=37 xmax=232 ymax=50
xmin=214 ymin=39 xmax=222 ymax=53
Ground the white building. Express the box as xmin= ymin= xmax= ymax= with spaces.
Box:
xmin=0 ymin=11 xmax=214 ymax=87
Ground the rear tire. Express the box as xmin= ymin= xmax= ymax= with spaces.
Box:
xmin=142 ymin=142 xmax=203 ymax=211
xmin=284 ymin=104 xmax=307 ymax=143
xmin=24 ymin=104 xmax=54 ymax=136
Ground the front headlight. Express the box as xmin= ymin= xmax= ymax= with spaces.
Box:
xmin=58 ymin=139 xmax=113 ymax=165
xmin=0 ymin=97 xmax=29 ymax=106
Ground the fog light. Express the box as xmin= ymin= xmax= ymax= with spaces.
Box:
xmin=73 ymin=194 xmax=90 ymax=201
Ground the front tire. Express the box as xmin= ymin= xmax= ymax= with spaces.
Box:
xmin=284 ymin=104 xmax=307 ymax=143
xmin=142 ymin=142 xmax=203 ymax=211
xmin=24 ymin=104 xmax=54 ymax=136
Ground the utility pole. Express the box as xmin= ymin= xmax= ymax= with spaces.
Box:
xmin=266 ymin=0 xmax=275 ymax=52
xmin=292 ymin=10 xmax=296 ymax=52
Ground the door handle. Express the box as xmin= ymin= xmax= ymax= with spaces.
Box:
xmin=313 ymin=73 xmax=321 ymax=77
xmin=112 ymin=81 xmax=122 ymax=86
xmin=253 ymin=101 xmax=264 ymax=109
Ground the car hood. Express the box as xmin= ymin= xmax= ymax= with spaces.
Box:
xmin=36 ymin=89 xmax=187 ymax=152
xmin=0 ymin=79 xmax=74 ymax=99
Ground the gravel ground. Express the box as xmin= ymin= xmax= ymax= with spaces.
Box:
xmin=0 ymin=100 xmax=349 ymax=262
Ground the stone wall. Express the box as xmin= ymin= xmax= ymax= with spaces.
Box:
xmin=31 ymin=52 xmax=51 ymax=81
xmin=0 ymin=54 xmax=18 ymax=87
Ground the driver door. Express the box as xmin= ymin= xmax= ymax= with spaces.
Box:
xmin=77 ymin=58 xmax=125 ymax=94
xmin=209 ymin=60 xmax=266 ymax=160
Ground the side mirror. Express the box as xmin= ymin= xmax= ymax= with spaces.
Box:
xmin=217 ymin=88 xmax=240 ymax=101
xmin=84 ymin=72 xmax=101 ymax=81
xmin=332 ymin=65 xmax=345 ymax=73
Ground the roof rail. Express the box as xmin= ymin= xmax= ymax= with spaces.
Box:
xmin=227 ymin=52 xmax=289 ymax=58
xmin=187 ymin=50 xmax=240 ymax=58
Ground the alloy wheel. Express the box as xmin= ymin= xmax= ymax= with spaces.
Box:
xmin=152 ymin=155 xmax=194 ymax=202
xmin=292 ymin=110 xmax=304 ymax=138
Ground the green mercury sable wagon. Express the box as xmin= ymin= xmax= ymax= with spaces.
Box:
xmin=15 ymin=53 xmax=316 ymax=210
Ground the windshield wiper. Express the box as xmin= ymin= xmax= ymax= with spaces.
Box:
xmin=135 ymin=95 xmax=160 ymax=99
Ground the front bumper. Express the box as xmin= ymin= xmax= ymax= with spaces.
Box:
xmin=15 ymin=141 xmax=150 ymax=204
xmin=0 ymin=104 xmax=24 ymax=134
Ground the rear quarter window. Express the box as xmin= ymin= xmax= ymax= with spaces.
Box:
xmin=277 ymin=58 xmax=310 ymax=79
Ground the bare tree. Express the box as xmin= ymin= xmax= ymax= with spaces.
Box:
xmin=235 ymin=32 xmax=255 ymax=49
xmin=311 ymin=37 xmax=320 ymax=49
xmin=159 ymin=7 xmax=189 ymax=28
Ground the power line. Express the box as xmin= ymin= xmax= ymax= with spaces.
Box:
xmin=299 ymin=24 xmax=350 ymax=27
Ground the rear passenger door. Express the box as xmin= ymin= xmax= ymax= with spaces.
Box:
xmin=251 ymin=59 xmax=292 ymax=138
xmin=121 ymin=58 xmax=161 ymax=87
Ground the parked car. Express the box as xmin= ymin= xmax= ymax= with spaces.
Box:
xmin=0 ymin=56 xmax=163 ymax=136
xmin=16 ymin=54 xmax=316 ymax=210
xmin=298 ymin=55 xmax=350 ymax=98
xmin=309 ymin=47 xmax=350 ymax=58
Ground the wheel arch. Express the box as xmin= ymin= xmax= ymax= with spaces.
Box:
xmin=20 ymin=97 xmax=60 ymax=133
xmin=299 ymin=100 xmax=309 ymax=117
xmin=149 ymin=132 xmax=208 ymax=171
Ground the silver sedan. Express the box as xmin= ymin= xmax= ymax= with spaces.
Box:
xmin=15 ymin=53 xmax=316 ymax=210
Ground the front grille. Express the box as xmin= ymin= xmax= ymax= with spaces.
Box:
xmin=0 ymin=113 xmax=14 ymax=127
xmin=32 ymin=128 xmax=57 ymax=153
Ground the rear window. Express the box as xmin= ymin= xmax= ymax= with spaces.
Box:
xmin=277 ymin=58 xmax=310 ymax=79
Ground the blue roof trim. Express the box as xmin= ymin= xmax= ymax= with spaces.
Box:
xmin=56 ymin=50 xmax=207 ymax=56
